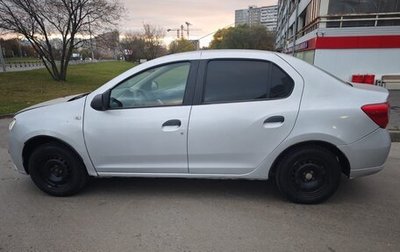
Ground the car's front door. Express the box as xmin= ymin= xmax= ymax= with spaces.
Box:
xmin=84 ymin=61 xmax=197 ymax=174
xmin=188 ymin=57 xmax=303 ymax=175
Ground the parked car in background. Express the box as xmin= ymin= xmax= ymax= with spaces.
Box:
xmin=8 ymin=50 xmax=391 ymax=204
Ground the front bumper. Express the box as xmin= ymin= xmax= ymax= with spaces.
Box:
xmin=8 ymin=118 xmax=27 ymax=175
xmin=8 ymin=135 xmax=27 ymax=175
xmin=338 ymin=128 xmax=391 ymax=179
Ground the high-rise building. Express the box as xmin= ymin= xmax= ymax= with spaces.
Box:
xmin=248 ymin=6 xmax=261 ymax=26
xmin=235 ymin=9 xmax=249 ymax=26
xmin=276 ymin=0 xmax=400 ymax=82
xmin=260 ymin=5 xmax=278 ymax=31
xmin=235 ymin=5 xmax=278 ymax=31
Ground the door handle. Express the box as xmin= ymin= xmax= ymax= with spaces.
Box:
xmin=263 ymin=116 xmax=285 ymax=128
xmin=264 ymin=116 xmax=285 ymax=124
xmin=162 ymin=119 xmax=181 ymax=127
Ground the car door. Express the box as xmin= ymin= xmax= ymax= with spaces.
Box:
xmin=84 ymin=61 xmax=198 ymax=174
xmin=188 ymin=56 xmax=303 ymax=175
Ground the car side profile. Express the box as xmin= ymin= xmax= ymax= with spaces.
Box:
xmin=8 ymin=50 xmax=391 ymax=204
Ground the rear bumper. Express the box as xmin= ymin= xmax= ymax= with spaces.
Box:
xmin=338 ymin=128 xmax=391 ymax=179
xmin=349 ymin=165 xmax=384 ymax=179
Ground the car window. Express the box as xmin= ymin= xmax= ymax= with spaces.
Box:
xmin=270 ymin=64 xmax=294 ymax=98
xmin=203 ymin=60 xmax=294 ymax=103
xmin=204 ymin=60 xmax=269 ymax=103
xmin=109 ymin=62 xmax=190 ymax=108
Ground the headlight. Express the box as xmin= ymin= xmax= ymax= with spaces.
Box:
xmin=8 ymin=118 xmax=16 ymax=131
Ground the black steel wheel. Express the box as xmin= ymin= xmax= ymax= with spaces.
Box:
xmin=28 ymin=143 xmax=88 ymax=196
xmin=275 ymin=145 xmax=341 ymax=204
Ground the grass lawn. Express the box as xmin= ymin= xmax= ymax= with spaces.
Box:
xmin=0 ymin=61 xmax=134 ymax=115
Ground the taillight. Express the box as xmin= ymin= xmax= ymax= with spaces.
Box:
xmin=361 ymin=102 xmax=390 ymax=128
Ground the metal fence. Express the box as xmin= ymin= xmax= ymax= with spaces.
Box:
xmin=0 ymin=59 xmax=107 ymax=73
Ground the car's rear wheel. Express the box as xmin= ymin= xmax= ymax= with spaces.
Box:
xmin=275 ymin=146 xmax=341 ymax=204
xmin=28 ymin=143 xmax=88 ymax=196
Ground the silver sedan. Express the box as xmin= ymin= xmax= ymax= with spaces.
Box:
xmin=8 ymin=50 xmax=391 ymax=203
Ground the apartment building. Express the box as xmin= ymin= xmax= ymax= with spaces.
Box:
xmin=276 ymin=0 xmax=400 ymax=82
xmin=235 ymin=5 xmax=278 ymax=31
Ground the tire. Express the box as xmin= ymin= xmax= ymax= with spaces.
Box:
xmin=28 ymin=143 xmax=88 ymax=196
xmin=275 ymin=146 xmax=341 ymax=204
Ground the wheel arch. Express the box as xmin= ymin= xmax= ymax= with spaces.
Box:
xmin=22 ymin=135 xmax=86 ymax=174
xmin=268 ymin=140 xmax=351 ymax=179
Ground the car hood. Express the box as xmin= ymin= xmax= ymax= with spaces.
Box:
xmin=16 ymin=93 xmax=88 ymax=115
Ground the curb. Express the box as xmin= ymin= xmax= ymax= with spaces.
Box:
xmin=0 ymin=114 xmax=13 ymax=119
xmin=390 ymin=130 xmax=400 ymax=142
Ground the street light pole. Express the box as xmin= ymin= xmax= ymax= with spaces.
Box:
xmin=180 ymin=25 xmax=184 ymax=39
xmin=185 ymin=22 xmax=191 ymax=39
xmin=167 ymin=28 xmax=180 ymax=39
xmin=0 ymin=44 xmax=6 ymax=72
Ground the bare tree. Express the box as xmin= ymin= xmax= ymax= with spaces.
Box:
xmin=0 ymin=0 xmax=123 ymax=81
xmin=93 ymin=30 xmax=120 ymax=59
xmin=142 ymin=24 xmax=166 ymax=60
xmin=120 ymin=32 xmax=146 ymax=62
xmin=121 ymin=24 xmax=167 ymax=62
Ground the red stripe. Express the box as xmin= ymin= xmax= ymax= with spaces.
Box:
xmin=300 ymin=35 xmax=400 ymax=51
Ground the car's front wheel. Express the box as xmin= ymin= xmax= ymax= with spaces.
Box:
xmin=28 ymin=143 xmax=88 ymax=196
xmin=275 ymin=146 xmax=341 ymax=204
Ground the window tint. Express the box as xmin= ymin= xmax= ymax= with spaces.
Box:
xmin=110 ymin=62 xmax=190 ymax=108
xmin=204 ymin=60 xmax=269 ymax=103
xmin=203 ymin=60 xmax=294 ymax=103
xmin=270 ymin=64 xmax=294 ymax=98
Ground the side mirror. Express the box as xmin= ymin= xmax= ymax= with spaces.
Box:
xmin=90 ymin=90 xmax=110 ymax=111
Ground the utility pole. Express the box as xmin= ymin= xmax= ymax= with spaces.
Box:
xmin=284 ymin=2 xmax=290 ymax=53
xmin=88 ymin=15 xmax=95 ymax=60
xmin=0 ymin=44 xmax=6 ymax=72
xmin=292 ymin=0 xmax=299 ymax=56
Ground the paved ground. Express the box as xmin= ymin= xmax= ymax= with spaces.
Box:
xmin=389 ymin=90 xmax=400 ymax=130
xmin=1 ymin=118 xmax=399 ymax=251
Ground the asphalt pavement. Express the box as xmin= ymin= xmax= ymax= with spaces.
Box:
xmin=389 ymin=90 xmax=400 ymax=130
xmin=1 ymin=118 xmax=399 ymax=251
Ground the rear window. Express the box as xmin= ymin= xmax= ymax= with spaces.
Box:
xmin=270 ymin=64 xmax=295 ymax=98
xmin=203 ymin=60 xmax=294 ymax=103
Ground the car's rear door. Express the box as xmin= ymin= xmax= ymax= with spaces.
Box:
xmin=188 ymin=53 xmax=303 ymax=175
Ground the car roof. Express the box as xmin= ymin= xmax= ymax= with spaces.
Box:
xmin=201 ymin=49 xmax=276 ymax=56
xmin=154 ymin=49 xmax=278 ymax=62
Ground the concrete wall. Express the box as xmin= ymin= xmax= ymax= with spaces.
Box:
xmin=314 ymin=48 xmax=400 ymax=81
